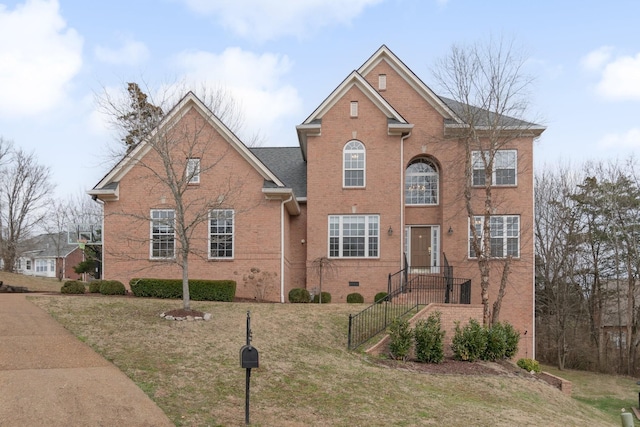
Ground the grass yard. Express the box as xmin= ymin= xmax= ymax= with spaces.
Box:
xmin=0 ymin=271 xmax=64 ymax=293
xmin=27 ymin=293 xmax=630 ymax=427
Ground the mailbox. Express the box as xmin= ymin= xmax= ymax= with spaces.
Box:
xmin=240 ymin=345 xmax=259 ymax=369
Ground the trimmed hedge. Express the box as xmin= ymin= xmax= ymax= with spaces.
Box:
xmin=388 ymin=318 xmax=412 ymax=361
xmin=129 ymin=278 xmax=236 ymax=302
xmin=312 ymin=291 xmax=331 ymax=304
xmin=414 ymin=311 xmax=445 ymax=364
xmin=99 ymin=280 xmax=126 ymax=295
xmin=374 ymin=292 xmax=388 ymax=303
xmin=88 ymin=281 xmax=101 ymax=293
xmin=288 ymin=288 xmax=311 ymax=303
xmin=346 ymin=292 xmax=364 ymax=303
xmin=61 ymin=280 xmax=85 ymax=294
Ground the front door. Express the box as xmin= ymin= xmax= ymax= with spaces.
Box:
xmin=410 ymin=227 xmax=431 ymax=271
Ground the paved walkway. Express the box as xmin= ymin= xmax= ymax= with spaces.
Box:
xmin=0 ymin=293 xmax=174 ymax=427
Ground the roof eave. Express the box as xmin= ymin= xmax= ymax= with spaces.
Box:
xmin=296 ymin=123 xmax=321 ymax=161
xmin=262 ymin=188 xmax=301 ymax=216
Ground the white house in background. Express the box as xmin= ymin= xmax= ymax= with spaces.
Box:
xmin=16 ymin=232 xmax=84 ymax=280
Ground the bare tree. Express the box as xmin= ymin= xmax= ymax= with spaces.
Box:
xmin=432 ymin=35 xmax=543 ymax=325
xmin=96 ymin=85 xmax=259 ymax=311
xmin=534 ymin=164 xmax=586 ymax=369
xmin=0 ymin=145 xmax=54 ymax=271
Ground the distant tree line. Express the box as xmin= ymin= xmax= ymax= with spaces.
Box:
xmin=0 ymin=136 xmax=102 ymax=274
xmin=535 ymin=157 xmax=640 ymax=375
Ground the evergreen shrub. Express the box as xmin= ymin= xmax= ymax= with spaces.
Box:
xmin=388 ymin=318 xmax=412 ymax=361
xmin=312 ymin=291 xmax=331 ymax=303
xmin=61 ymin=280 xmax=85 ymax=294
xmin=346 ymin=293 xmax=364 ymax=303
xmin=288 ymin=288 xmax=311 ymax=303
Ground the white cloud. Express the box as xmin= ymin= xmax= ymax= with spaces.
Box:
xmin=0 ymin=0 xmax=83 ymax=117
xmin=596 ymin=53 xmax=640 ymax=100
xmin=581 ymin=46 xmax=613 ymax=71
xmin=598 ymin=128 xmax=640 ymax=149
xmin=179 ymin=0 xmax=383 ymax=41
xmin=95 ymin=37 xmax=149 ymax=66
xmin=172 ymin=47 xmax=303 ymax=144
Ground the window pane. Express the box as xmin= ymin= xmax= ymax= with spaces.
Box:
xmin=344 ymin=141 xmax=365 ymax=187
xmin=328 ymin=215 xmax=378 ymax=258
xmin=405 ymin=159 xmax=438 ymax=205
xmin=151 ymin=210 xmax=175 ymax=258
xmin=210 ymin=209 xmax=234 ymax=258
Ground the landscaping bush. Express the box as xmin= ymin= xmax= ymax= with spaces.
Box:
xmin=346 ymin=292 xmax=364 ymax=303
xmin=88 ymin=281 xmax=101 ymax=293
xmin=483 ymin=322 xmax=507 ymax=361
xmin=388 ymin=318 xmax=412 ymax=361
xmin=61 ymin=280 xmax=85 ymax=294
xmin=374 ymin=291 xmax=388 ymax=303
xmin=129 ymin=278 xmax=236 ymax=301
xmin=517 ymin=358 xmax=541 ymax=373
xmin=312 ymin=291 xmax=331 ymax=303
xmin=99 ymin=280 xmax=126 ymax=296
xmin=502 ymin=322 xmax=520 ymax=359
xmin=414 ymin=311 xmax=445 ymax=364
xmin=288 ymin=288 xmax=311 ymax=303
xmin=451 ymin=319 xmax=487 ymax=362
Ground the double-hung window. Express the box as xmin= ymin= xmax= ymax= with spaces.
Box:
xmin=329 ymin=215 xmax=379 ymax=258
xmin=472 ymin=150 xmax=517 ymax=186
xmin=186 ymin=158 xmax=200 ymax=184
xmin=343 ymin=140 xmax=365 ymax=187
xmin=210 ymin=209 xmax=234 ymax=259
xmin=150 ymin=209 xmax=175 ymax=259
xmin=469 ymin=215 xmax=519 ymax=258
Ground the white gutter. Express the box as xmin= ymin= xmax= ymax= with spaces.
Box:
xmin=400 ymin=131 xmax=411 ymax=269
xmin=280 ymin=194 xmax=293 ymax=303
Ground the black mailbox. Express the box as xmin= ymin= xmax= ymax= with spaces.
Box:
xmin=240 ymin=345 xmax=259 ymax=369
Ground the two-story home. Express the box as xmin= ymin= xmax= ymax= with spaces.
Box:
xmin=90 ymin=45 xmax=543 ymax=355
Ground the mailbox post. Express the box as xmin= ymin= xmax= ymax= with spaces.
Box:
xmin=240 ymin=311 xmax=259 ymax=425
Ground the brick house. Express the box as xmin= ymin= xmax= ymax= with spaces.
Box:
xmin=90 ymin=46 xmax=543 ymax=355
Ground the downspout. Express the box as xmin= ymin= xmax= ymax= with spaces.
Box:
xmin=280 ymin=194 xmax=293 ymax=303
xmin=92 ymin=196 xmax=105 ymax=280
xmin=400 ymin=131 xmax=411 ymax=270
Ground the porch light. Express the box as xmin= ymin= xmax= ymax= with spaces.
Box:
xmin=448 ymin=226 xmax=453 ymax=235
xmin=387 ymin=226 xmax=393 ymax=236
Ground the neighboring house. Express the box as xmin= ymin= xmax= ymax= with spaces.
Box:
xmin=16 ymin=232 xmax=84 ymax=280
xmin=89 ymin=46 xmax=543 ymax=357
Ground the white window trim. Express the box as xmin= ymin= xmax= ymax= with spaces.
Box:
xmin=343 ymin=140 xmax=366 ymax=188
xmin=328 ymin=215 xmax=379 ymax=259
xmin=186 ymin=158 xmax=200 ymax=184
xmin=150 ymin=209 xmax=175 ymax=259
xmin=405 ymin=158 xmax=439 ymax=205
xmin=468 ymin=215 xmax=520 ymax=259
xmin=472 ymin=150 xmax=517 ymax=187
xmin=209 ymin=209 xmax=234 ymax=259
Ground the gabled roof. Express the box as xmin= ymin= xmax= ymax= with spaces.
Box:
xmin=21 ymin=232 xmax=79 ymax=259
xmin=89 ymin=92 xmax=286 ymax=201
xmin=296 ymin=71 xmax=413 ymax=160
xmin=357 ymin=45 xmax=461 ymax=123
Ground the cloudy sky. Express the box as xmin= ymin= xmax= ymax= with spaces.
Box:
xmin=0 ymin=0 xmax=639 ymax=198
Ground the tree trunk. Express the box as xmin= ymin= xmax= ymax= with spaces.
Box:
xmin=182 ymin=254 xmax=190 ymax=310
xmin=491 ymin=256 xmax=511 ymax=325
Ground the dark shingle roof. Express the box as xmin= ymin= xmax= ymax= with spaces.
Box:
xmin=439 ymin=96 xmax=542 ymax=129
xmin=250 ymin=147 xmax=307 ymax=198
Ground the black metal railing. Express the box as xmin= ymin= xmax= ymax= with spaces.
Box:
xmin=347 ymin=257 xmax=471 ymax=350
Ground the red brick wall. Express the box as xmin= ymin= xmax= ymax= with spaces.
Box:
xmin=305 ymin=56 xmax=535 ymax=356
xmin=102 ymin=107 xmax=285 ymax=301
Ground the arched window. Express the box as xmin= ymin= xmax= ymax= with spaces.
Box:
xmin=405 ymin=158 xmax=438 ymax=205
xmin=343 ymin=140 xmax=365 ymax=187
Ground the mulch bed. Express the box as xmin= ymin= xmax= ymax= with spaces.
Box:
xmin=375 ymin=357 xmax=528 ymax=376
